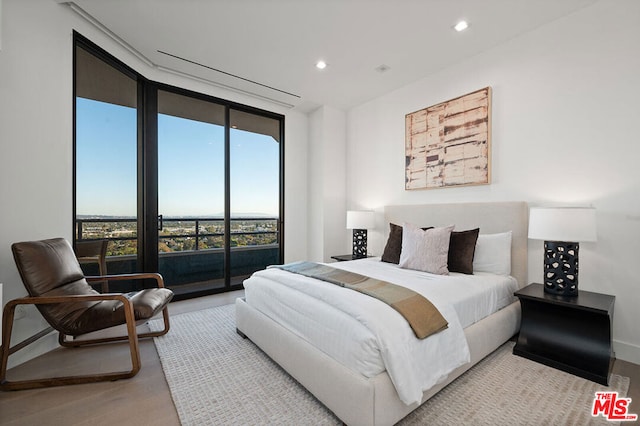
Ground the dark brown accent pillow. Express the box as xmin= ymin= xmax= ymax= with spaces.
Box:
xmin=448 ymin=228 xmax=480 ymax=274
xmin=380 ymin=223 xmax=433 ymax=264
xmin=381 ymin=223 xmax=404 ymax=264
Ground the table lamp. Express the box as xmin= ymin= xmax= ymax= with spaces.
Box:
xmin=528 ymin=207 xmax=597 ymax=296
xmin=346 ymin=210 xmax=375 ymax=259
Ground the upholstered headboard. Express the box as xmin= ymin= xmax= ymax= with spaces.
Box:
xmin=384 ymin=202 xmax=528 ymax=288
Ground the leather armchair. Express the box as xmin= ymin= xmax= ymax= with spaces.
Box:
xmin=1 ymin=238 xmax=173 ymax=390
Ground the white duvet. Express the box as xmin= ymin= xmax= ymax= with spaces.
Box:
xmin=243 ymin=257 xmax=518 ymax=406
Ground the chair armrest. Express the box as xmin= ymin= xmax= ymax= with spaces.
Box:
xmin=4 ymin=293 xmax=133 ymax=308
xmin=86 ymin=272 xmax=165 ymax=288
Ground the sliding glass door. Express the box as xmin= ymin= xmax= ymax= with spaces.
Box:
xmin=155 ymin=92 xmax=284 ymax=296
xmin=229 ymin=109 xmax=282 ymax=285
xmin=157 ymin=90 xmax=226 ymax=296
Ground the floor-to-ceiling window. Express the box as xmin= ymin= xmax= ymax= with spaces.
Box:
xmin=74 ymin=40 xmax=141 ymax=287
xmin=73 ymin=33 xmax=284 ymax=299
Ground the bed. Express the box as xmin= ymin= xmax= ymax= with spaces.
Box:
xmin=236 ymin=201 xmax=528 ymax=425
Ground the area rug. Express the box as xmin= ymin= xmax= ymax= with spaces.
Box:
xmin=150 ymin=304 xmax=630 ymax=425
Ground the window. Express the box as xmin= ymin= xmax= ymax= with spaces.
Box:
xmin=73 ymin=33 xmax=284 ymax=299
xmin=74 ymin=41 xmax=140 ymax=280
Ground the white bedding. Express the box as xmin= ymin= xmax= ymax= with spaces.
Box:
xmin=243 ymin=257 xmax=518 ymax=405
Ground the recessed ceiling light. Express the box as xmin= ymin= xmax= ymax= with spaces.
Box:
xmin=316 ymin=60 xmax=327 ymax=70
xmin=454 ymin=20 xmax=469 ymax=32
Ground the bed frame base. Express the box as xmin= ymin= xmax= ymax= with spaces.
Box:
xmin=236 ymin=297 xmax=520 ymax=426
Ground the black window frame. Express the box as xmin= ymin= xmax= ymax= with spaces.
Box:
xmin=73 ymin=32 xmax=285 ymax=299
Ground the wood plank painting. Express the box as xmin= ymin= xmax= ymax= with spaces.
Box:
xmin=405 ymin=87 xmax=491 ymax=190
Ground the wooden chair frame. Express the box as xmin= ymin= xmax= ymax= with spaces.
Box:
xmin=75 ymin=240 xmax=110 ymax=292
xmin=0 ymin=273 xmax=170 ymax=391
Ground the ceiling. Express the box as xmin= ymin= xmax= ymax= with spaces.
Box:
xmin=65 ymin=0 xmax=598 ymax=112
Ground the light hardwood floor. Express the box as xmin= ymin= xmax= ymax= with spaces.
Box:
xmin=1 ymin=290 xmax=638 ymax=425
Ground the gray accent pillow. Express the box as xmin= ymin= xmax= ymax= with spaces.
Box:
xmin=381 ymin=223 xmax=432 ymax=264
xmin=399 ymin=223 xmax=454 ymax=275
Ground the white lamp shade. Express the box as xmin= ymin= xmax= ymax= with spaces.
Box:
xmin=346 ymin=210 xmax=375 ymax=230
xmin=528 ymin=207 xmax=597 ymax=242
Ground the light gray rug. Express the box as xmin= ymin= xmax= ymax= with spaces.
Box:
xmin=151 ymin=304 xmax=630 ymax=425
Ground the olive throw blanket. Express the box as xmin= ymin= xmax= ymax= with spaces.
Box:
xmin=273 ymin=261 xmax=448 ymax=339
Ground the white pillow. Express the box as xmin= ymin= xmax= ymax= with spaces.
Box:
xmin=472 ymin=231 xmax=512 ymax=275
xmin=399 ymin=223 xmax=454 ymax=275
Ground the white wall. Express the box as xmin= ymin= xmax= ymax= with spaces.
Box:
xmin=308 ymin=106 xmax=347 ymax=262
xmin=0 ymin=0 xmax=308 ymax=367
xmin=346 ymin=0 xmax=640 ymax=363
xmin=284 ymin=109 xmax=310 ymax=262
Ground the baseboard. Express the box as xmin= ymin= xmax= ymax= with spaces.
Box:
xmin=613 ymin=339 xmax=640 ymax=366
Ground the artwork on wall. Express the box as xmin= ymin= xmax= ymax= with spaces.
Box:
xmin=405 ymin=87 xmax=491 ymax=190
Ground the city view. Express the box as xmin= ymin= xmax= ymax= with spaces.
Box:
xmin=76 ymin=216 xmax=279 ymax=257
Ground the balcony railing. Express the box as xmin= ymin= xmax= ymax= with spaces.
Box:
xmin=75 ymin=217 xmax=281 ymax=296
xmin=76 ymin=216 xmax=280 ymax=256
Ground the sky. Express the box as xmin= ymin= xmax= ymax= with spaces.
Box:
xmin=76 ymin=98 xmax=280 ymax=218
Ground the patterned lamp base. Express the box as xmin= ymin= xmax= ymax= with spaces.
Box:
xmin=543 ymin=240 xmax=579 ymax=297
xmin=352 ymin=229 xmax=368 ymax=259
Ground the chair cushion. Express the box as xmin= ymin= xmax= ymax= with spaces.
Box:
xmin=13 ymin=238 xmax=104 ymax=332
xmin=63 ymin=288 xmax=174 ymax=336
xmin=124 ymin=288 xmax=174 ymax=319
xmin=12 ymin=238 xmax=86 ymax=296
xmin=39 ymin=279 xmax=104 ymax=334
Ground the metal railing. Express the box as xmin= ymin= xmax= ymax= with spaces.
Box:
xmin=76 ymin=217 xmax=279 ymax=257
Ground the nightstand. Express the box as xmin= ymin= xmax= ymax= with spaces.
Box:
xmin=513 ymin=283 xmax=615 ymax=385
xmin=330 ymin=254 xmax=372 ymax=262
